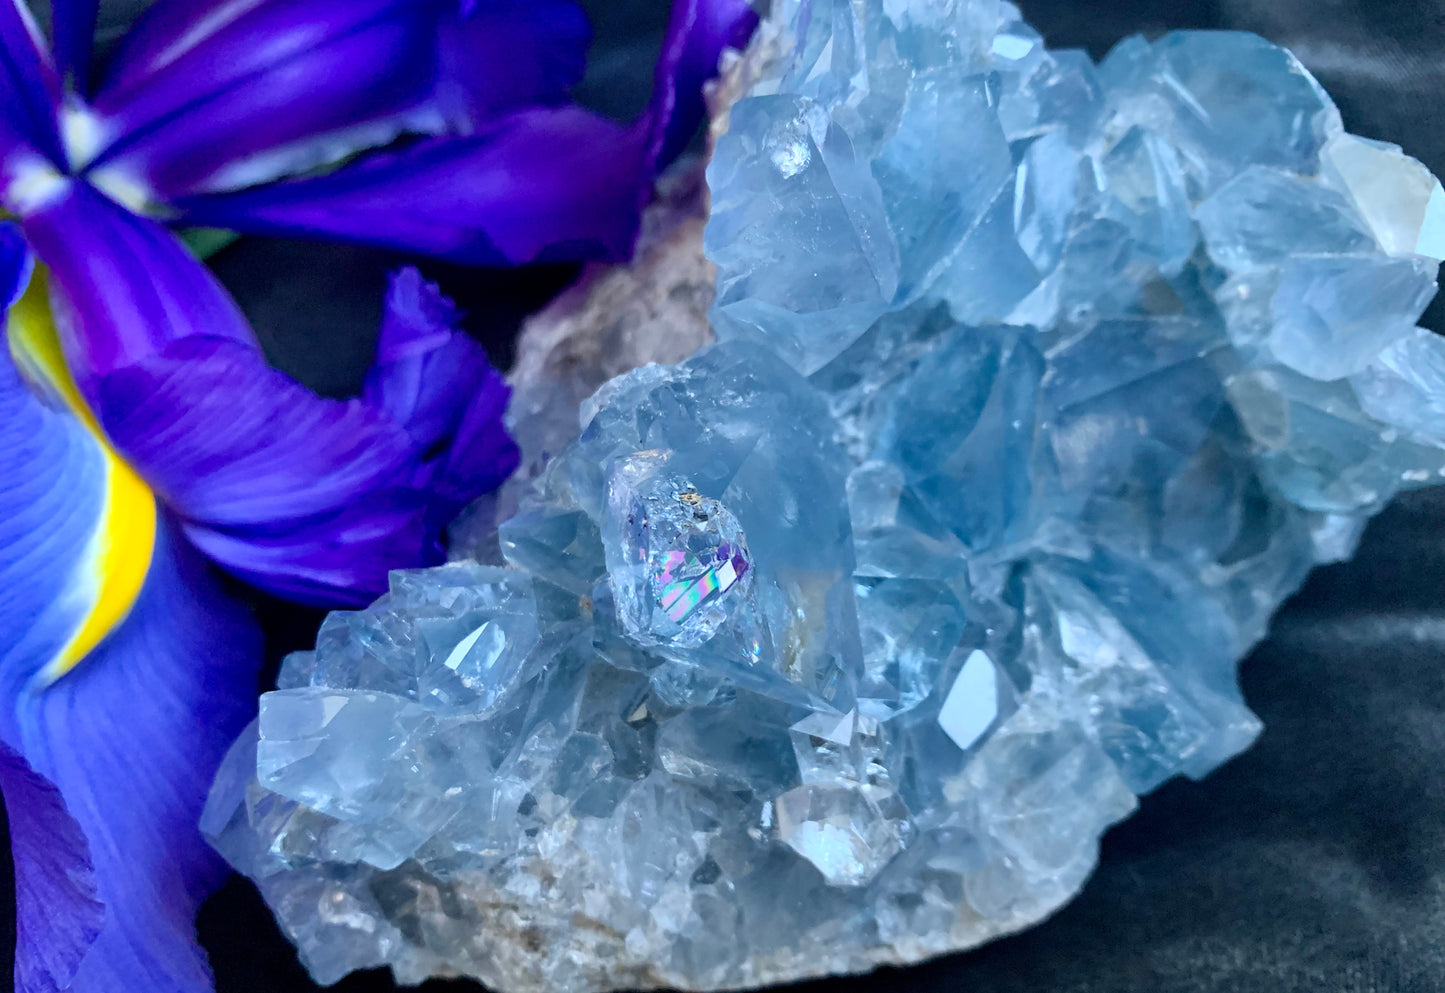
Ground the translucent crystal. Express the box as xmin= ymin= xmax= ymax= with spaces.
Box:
xmin=1321 ymin=133 xmax=1445 ymax=261
xmin=1195 ymin=166 xmax=1376 ymax=271
xmin=773 ymin=783 xmax=906 ymax=886
xmin=603 ymin=453 xmax=754 ymax=650
xmin=1267 ymin=255 xmax=1437 ymax=381
xmin=1098 ymin=31 xmax=1342 ymax=194
xmin=209 ymin=4 xmax=1445 ymax=992
xmin=1352 ymin=328 xmax=1445 ymax=445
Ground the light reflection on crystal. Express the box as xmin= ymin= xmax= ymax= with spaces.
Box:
xmin=937 ymin=650 xmax=1000 ymax=751
xmin=791 ymin=709 xmax=857 ymax=746
xmin=774 ymin=784 xmax=905 ymax=887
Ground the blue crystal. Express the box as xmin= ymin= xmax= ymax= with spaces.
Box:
xmin=875 ymin=324 xmax=1045 ymax=553
xmin=1096 ymin=126 xmax=1196 ymax=274
xmin=707 ymin=94 xmax=899 ymax=373
xmin=209 ymin=4 xmax=1445 ymax=992
xmin=1267 ymin=255 xmax=1437 ymax=381
xmin=876 ymin=68 xmax=1013 ymax=297
xmin=1099 ymin=31 xmax=1342 ymax=193
xmin=1195 ymin=166 xmax=1376 ymax=271
xmin=1014 ymin=131 xmax=1081 ymax=274
xmin=855 ymin=576 xmax=969 ymax=718
xmin=1352 ymin=327 xmax=1445 ymax=445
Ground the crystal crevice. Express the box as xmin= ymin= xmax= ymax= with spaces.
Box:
xmin=205 ymin=3 xmax=1445 ymax=991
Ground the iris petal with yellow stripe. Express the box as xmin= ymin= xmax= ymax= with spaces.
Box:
xmin=0 ymin=218 xmax=266 ymax=993
xmin=4 ymin=268 xmax=156 ymax=686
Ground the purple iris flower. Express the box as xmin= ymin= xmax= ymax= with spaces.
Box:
xmin=4 ymin=0 xmax=755 ymax=265
xmin=0 ymin=2 xmax=758 ymax=992
xmin=0 ymin=0 xmax=755 ymax=600
xmin=0 ymin=229 xmax=512 ymax=993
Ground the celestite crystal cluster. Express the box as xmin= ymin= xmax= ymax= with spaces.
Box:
xmin=204 ymin=2 xmax=1445 ymax=991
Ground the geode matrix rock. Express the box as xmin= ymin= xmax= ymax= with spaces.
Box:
xmin=205 ymin=2 xmax=1445 ymax=991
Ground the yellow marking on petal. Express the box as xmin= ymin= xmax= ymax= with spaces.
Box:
xmin=9 ymin=269 xmax=97 ymax=429
xmin=7 ymin=270 xmax=158 ymax=685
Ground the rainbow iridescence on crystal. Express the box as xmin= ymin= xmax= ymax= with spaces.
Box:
xmin=605 ymin=453 xmax=755 ymax=649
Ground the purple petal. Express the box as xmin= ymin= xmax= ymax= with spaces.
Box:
xmin=0 ymin=0 xmax=63 ymax=169
xmin=173 ymin=0 xmax=759 ymax=264
xmin=2 ymin=243 xmax=241 ymax=991
xmin=0 ymin=220 xmax=29 ymax=305
xmin=436 ymin=359 xmax=518 ymax=509
xmin=435 ymin=0 xmax=590 ymax=129
xmin=50 ymin=0 xmax=99 ymax=93
xmin=648 ymin=0 xmax=760 ymax=173
xmin=89 ymin=0 xmax=443 ymax=199
xmin=176 ymin=107 xmax=656 ymax=265
xmin=6 ymin=522 xmax=263 ymax=993
xmin=20 ymin=188 xmax=515 ymax=605
xmin=1 ymin=740 xmax=103 ymax=993
xmin=92 ymin=334 xmax=444 ymax=605
xmin=0 ymin=226 xmax=110 ymax=709
xmin=84 ymin=316 xmax=516 ymax=607
xmin=92 ymin=0 xmax=264 ymax=92
xmin=365 ymin=268 xmax=519 ymax=506
xmin=17 ymin=181 xmax=257 ymax=399
xmin=366 ymin=266 xmax=491 ymax=445
xmin=87 ymin=0 xmax=589 ymax=201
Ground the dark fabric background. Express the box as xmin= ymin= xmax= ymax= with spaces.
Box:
xmin=4 ymin=2 xmax=1444 ymax=992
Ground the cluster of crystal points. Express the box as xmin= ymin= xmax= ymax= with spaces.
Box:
xmin=204 ymin=2 xmax=1445 ymax=990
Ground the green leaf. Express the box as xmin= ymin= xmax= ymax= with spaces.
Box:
xmin=180 ymin=227 xmax=242 ymax=260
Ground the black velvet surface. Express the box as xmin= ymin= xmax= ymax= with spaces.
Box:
xmin=4 ymin=2 xmax=1444 ymax=992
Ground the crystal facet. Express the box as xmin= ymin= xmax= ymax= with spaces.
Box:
xmin=208 ymin=3 xmax=1445 ymax=992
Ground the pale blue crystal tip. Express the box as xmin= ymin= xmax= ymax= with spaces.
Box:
xmin=206 ymin=3 xmax=1444 ymax=991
